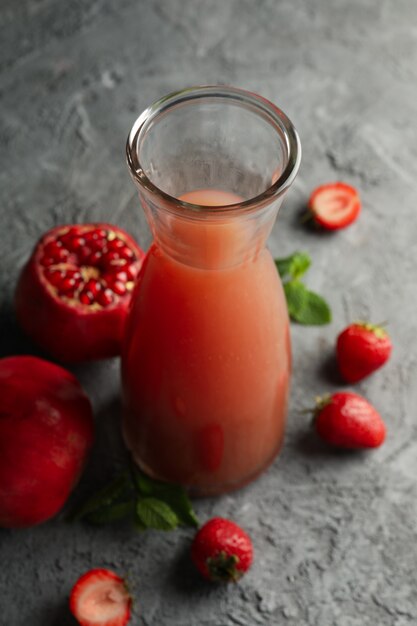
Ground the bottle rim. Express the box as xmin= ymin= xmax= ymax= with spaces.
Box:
xmin=126 ymin=85 xmax=301 ymax=217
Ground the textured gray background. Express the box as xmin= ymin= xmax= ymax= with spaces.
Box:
xmin=0 ymin=0 xmax=416 ymax=624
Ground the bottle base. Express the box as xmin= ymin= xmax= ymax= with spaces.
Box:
xmin=126 ymin=438 xmax=284 ymax=497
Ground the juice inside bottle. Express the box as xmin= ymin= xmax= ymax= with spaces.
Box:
xmin=122 ymin=188 xmax=291 ymax=495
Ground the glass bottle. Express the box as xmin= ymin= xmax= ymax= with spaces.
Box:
xmin=123 ymin=86 xmax=301 ymax=495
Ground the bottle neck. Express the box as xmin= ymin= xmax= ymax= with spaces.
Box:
xmin=140 ymin=194 xmax=281 ymax=269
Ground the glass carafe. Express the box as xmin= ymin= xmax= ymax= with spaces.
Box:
xmin=123 ymin=86 xmax=301 ymax=495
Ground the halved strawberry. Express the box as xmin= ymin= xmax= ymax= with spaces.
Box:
xmin=69 ymin=569 xmax=132 ymax=626
xmin=308 ymin=182 xmax=361 ymax=230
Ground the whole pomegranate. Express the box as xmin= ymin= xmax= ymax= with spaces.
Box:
xmin=0 ymin=356 xmax=94 ymax=527
xmin=15 ymin=223 xmax=145 ymax=362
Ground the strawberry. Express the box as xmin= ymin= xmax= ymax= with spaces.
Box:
xmin=191 ymin=517 xmax=253 ymax=583
xmin=313 ymin=392 xmax=386 ymax=448
xmin=69 ymin=569 xmax=132 ymax=626
xmin=337 ymin=322 xmax=392 ymax=383
xmin=308 ymin=182 xmax=361 ymax=230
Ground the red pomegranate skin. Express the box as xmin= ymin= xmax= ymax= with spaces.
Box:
xmin=0 ymin=356 xmax=94 ymax=528
xmin=15 ymin=223 xmax=145 ymax=363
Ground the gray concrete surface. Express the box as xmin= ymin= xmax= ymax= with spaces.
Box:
xmin=1 ymin=0 xmax=417 ymax=624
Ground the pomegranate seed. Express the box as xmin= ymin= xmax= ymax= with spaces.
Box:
xmin=108 ymin=238 xmax=125 ymax=251
xmin=67 ymin=227 xmax=79 ymax=235
xmin=88 ymin=251 xmax=102 ymax=265
xmin=85 ymin=279 xmax=101 ymax=297
xmin=44 ymin=241 xmax=62 ymax=256
xmin=103 ymin=269 xmax=128 ymax=285
xmin=44 ymin=241 xmax=62 ymax=254
xmin=119 ymin=246 xmax=135 ymax=260
xmin=82 ymin=230 xmax=95 ymax=241
xmin=78 ymin=246 xmax=92 ymax=264
xmin=40 ymin=256 xmax=56 ymax=267
xmin=84 ymin=228 xmax=107 ymax=241
xmin=104 ymin=250 xmax=122 ymax=264
xmin=56 ymin=248 xmax=70 ymax=262
xmin=66 ymin=236 xmax=86 ymax=252
xmin=125 ymin=265 xmax=138 ymax=281
xmin=56 ymin=237 xmax=68 ymax=247
xmin=111 ymin=280 xmax=127 ymax=296
xmin=60 ymin=269 xmax=80 ymax=280
xmin=63 ymin=288 xmax=76 ymax=299
xmin=101 ymin=274 xmax=111 ymax=287
xmin=97 ymin=289 xmax=114 ymax=307
xmin=44 ymin=269 xmax=64 ymax=286
xmin=57 ymin=227 xmax=78 ymax=245
xmin=114 ymin=269 xmax=129 ymax=282
xmin=60 ymin=277 xmax=77 ymax=293
xmin=79 ymin=289 xmax=93 ymax=305
xmin=90 ymin=238 xmax=107 ymax=252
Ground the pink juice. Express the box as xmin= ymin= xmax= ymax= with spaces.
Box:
xmin=122 ymin=189 xmax=291 ymax=494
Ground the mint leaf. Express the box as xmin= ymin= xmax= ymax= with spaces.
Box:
xmin=136 ymin=498 xmax=179 ymax=531
xmin=131 ymin=464 xmax=199 ymax=527
xmin=294 ymin=289 xmax=332 ymax=325
xmin=71 ymin=464 xmax=200 ymax=530
xmin=290 ymin=253 xmax=311 ymax=280
xmin=283 ymin=281 xmax=331 ymax=325
xmin=283 ymin=280 xmax=308 ymax=319
xmin=275 ymin=252 xmax=311 ymax=280
xmin=150 ymin=484 xmax=199 ymax=528
xmin=277 ymin=251 xmax=332 ymax=326
xmin=86 ymin=501 xmax=135 ymax=525
xmin=275 ymin=257 xmax=293 ymax=278
xmin=69 ymin=473 xmax=132 ymax=521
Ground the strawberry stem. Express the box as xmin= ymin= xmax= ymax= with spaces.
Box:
xmin=354 ymin=320 xmax=389 ymax=338
xmin=300 ymin=210 xmax=314 ymax=224
xmin=207 ymin=552 xmax=242 ymax=583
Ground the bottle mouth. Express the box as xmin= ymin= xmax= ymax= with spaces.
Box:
xmin=126 ymin=85 xmax=301 ymax=216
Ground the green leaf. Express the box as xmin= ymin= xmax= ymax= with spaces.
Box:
xmin=275 ymin=257 xmax=292 ymax=278
xmin=69 ymin=473 xmax=132 ymax=522
xmin=275 ymin=252 xmax=311 ymax=280
xmin=136 ymin=498 xmax=179 ymax=531
xmin=131 ymin=464 xmax=199 ymax=527
xmin=86 ymin=501 xmax=135 ymax=525
xmin=150 ymin=484 xmax=199 ymax=528
xmin=283 ymin=279 xmax=331 ymax=326
xmin=293 ymin=289 xmax=332 ymax=325
xmin=283 ymin=280 xmax=308 ymax=319
xmin=71 ymin=463 xmax=199 ymax=531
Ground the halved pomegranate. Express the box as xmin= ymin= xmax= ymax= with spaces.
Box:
xmin=15 ymin=223 xmax=145 ymax=362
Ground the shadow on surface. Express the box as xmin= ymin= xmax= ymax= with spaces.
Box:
xmin=319 ymin=352 xmax=346 ymax=386
xmin=167 ymin=543 xmax=222 ymax=597
xmin=39 ymin=600 xmax=78 ymax=626
xmin=292 ymin=204 xmax=336 ymax=236
xmin=0 ymin=302 xmax=47 ymax=359
xmin=292 ymin=430 xmax=367 ymax=461
xmin=63 ymin=396 xmax=129 ymax=518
